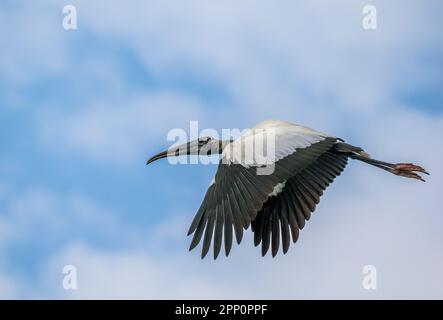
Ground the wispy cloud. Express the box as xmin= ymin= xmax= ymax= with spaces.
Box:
xmin=38 ymin=92 xmax=207 ymax=165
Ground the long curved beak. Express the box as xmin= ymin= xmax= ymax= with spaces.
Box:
xmin=146 ymin=150 xmax=169 ymax=165
xmin=146 ymin=140 xmax=199 ymax=165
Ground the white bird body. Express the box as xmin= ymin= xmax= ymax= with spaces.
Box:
xmin=146 ymin=119 xmax=428 ymax=259
xmin=222 ymin=120 xmax=333 ymax=166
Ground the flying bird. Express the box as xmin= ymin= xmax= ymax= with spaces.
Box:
xmin=146 ymin=120 xmax=428 ymax=259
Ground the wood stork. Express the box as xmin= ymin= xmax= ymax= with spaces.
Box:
xmin=146 ymin=120 xmax=428 ymax=259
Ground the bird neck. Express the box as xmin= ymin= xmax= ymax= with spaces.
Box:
xmin=217 ymin=140 xmax=233 ymax=154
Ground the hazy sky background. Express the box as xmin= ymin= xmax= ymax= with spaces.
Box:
xmin=0 ymin=0 xmax=442 ymax=299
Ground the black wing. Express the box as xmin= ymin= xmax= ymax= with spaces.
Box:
xmin=187 ymin=137 xmax=338 ymax=259
xmin=251 ymin=149 xmax=348 ymax=257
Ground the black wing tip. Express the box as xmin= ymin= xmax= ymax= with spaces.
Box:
xmin=201 ymin=248 xmax=209 ymax=259
xmin=200 ymin=249 xmax=221 ymax=260
xmin=260 ymin=247 xmax=288 ymax=257
xmin=189 ymin=233 xmax=202 ymax=252
xmin=213 ymin=244 xmax=222 ymax=260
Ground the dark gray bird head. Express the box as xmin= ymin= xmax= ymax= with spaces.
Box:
xmin=146 ymin=136 xmax=223 ymax=165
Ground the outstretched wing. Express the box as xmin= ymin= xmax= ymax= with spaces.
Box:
xmin=251 ymin=149 xmax=348 ymax=257
xmin=187 ymin=131 xmax=338 ymax=259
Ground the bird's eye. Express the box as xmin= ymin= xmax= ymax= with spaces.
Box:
xmin=199 ymin=137 xmax=210 ymax=146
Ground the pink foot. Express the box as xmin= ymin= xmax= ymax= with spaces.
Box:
xmin=393 ymin=163 xmax=429 ymax=182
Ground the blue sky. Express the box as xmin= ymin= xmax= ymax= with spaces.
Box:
xmin=0 ymin=0 xmax=442 ymax=298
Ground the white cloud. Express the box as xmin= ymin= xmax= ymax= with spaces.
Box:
xmin=29 ymin=0 xmax=443 ymax=163
xmin=67 ymin=0 xmax=439 ymax=107
xmin=43 ymin=242 xmax=244 ymax=299
xmin=38 ymin=91 xmax=211 ymax=165
xmin=0 ymin=2 xmax=71 ymax=109
xmin=0 ymin=188 xmax=60 ymax=250
xmin=0 ymin=186 xmax=134 ymax=253
xmin=0 ymin=274 xmax=19 ymax=299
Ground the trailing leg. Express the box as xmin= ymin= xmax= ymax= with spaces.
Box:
xmin=334 ymin=142 xmax=429 ymax=182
